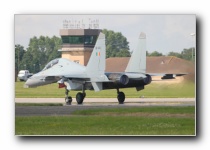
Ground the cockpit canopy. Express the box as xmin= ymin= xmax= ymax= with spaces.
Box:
xmin=42 ymin=59 xmax=59 ymax=71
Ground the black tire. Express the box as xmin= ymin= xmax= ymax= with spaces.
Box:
xmin=76 ymin=92 xmax=84 ymax=104
xmin=65 ymin=96 xmax=72 ymax=105
xmin=117 ymin=92 xmax=125 ymax=104
xmin=83 ymin=92 xmax=86 ymax=98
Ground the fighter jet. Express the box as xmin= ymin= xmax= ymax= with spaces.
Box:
xmin=25 ymin=32 xmax=186 ymax=104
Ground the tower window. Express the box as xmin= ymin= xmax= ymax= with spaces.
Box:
xmin=61 ymin=35 xmax=97 ymax=45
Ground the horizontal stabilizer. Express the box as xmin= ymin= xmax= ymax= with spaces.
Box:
xmin=149 ymin=72 xmax=187 ymax=76
xmin=175 ymin=74 xmax=188 ymax=76
xmin=149 ymin=73 xmax=188 ymax=81
xmin=161 ymin=74 xmax=175 ymax=79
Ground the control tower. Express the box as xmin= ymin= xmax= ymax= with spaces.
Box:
xmin=59 ymin=29 xmax=102 ymax=66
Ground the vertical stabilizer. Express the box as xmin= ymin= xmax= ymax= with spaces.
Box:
xmin=125 ymin=32 xmax=146 ymax=73
xmin=86 ymin=32 xmax=108 ymax=82
xmin=86 ymin=32 xmax=105 ymax=75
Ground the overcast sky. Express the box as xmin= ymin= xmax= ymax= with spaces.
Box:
xmin=15 ymin=15 xmax=195 ymax=55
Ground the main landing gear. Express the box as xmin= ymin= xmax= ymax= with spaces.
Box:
xmin=75 ymin=84 xmax=86 ymax=104
xmin=76 ymin=92 xmax=86 ymax=104
xmin=64 ymin=85 xmax=86 ymax=105
xmin=117 ymin=88 xmax=125 ymax=104
xmin=64 ymin=85 xmax=125 ymax=105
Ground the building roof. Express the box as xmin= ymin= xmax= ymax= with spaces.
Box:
xmin=106 ymin=56 xmax=195 ymax=81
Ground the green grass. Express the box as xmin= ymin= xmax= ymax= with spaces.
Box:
xmin=15 ymin=106 xmax=195 ymax=135
xmin=15 ymin=103 xmax=63 ymax=106
xmin=15 ymin=81 xmax=195 ymax=98
xmin=72 ymin=106 xmax=195 ymax=115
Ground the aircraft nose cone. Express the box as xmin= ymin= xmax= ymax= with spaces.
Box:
xmin=24 ymin=76 xmax=43 ymax=88
xmin=24 ymin=78 xmax=36 ymax=88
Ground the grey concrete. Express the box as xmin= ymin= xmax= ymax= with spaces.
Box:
xmin=15 ymin=98 xmax=195 ymax=116
xmin=15 ymin=105 xmax=135 ymax=116
xmin=15 ymin=98 xmax=195 ymax=104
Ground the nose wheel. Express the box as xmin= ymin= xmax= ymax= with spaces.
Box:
xmin=65 ymin=96 xmax=72 ymax=105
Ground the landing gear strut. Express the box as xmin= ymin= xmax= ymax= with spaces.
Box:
xmin=117 ymin=88 xmax=125 ymax=104
xmin=65 ymin=87 xmax=72 ymax=105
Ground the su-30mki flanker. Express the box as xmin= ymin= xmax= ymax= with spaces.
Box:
xmin=25 ymin=32 xmax=186 ymax=105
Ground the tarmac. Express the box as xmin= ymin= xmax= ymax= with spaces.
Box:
xmin=15 ymin=97 xmax=195 ymax=106
xmin=15 ymin=98 xmax=195 ymax=116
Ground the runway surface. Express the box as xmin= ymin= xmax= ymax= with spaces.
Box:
xmin=15 ymin=97 xmax=195 ymax=104
xmin=15 ymin=98 xmax=195 ymax=116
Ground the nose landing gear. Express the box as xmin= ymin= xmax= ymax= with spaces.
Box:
xmin=65 ymin=88 xmax=72 ymax=105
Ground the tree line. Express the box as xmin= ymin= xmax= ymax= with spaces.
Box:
xmin=15 ymin=36 xmax=62 ymax=73
xmin=15 ymin=29 xmax=195 ymax=74
xmin=147 ymin=48 xmax=195 ymax=61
